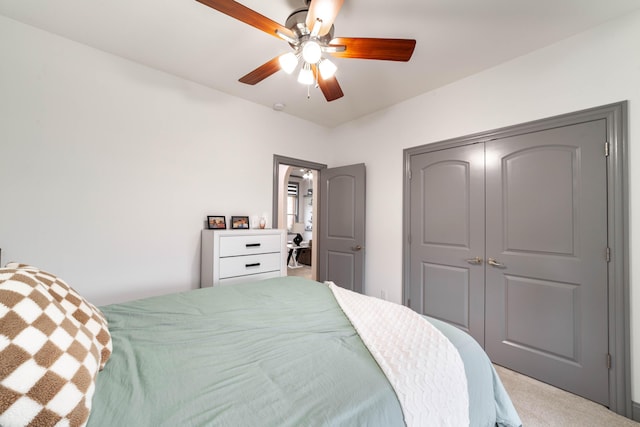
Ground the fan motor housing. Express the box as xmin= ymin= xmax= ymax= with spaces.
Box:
xmin=285 ymin=7 xmax=334 ymax=45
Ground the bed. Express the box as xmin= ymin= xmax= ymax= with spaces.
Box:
xmin=0 ymin=267 xmax=521 ymax=427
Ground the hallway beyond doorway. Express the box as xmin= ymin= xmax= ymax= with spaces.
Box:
xmin=287 ymin=265 xmax=312 ymax=281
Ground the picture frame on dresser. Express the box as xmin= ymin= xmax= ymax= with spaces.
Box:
xmin=231 ymin=216 xmax=250 ymax=229
xmin=207 ymin=216 xmax=226 ymax=229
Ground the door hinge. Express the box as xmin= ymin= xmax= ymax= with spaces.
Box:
xmin=408 ymin=169 xmax=412 ymax=180
xmin=606 ymin=247 xmax=611 ymax=263
xmin=408 ymin=234 xmax=412 ymax=244
xmin=607 ymin=353 xmax=612 ymax=369
xmin=407 ymin=298 xmax=411 ymax=308
xmin=605 ymin=142 xmax=610 ymax=157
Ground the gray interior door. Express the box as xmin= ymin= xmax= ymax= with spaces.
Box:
xmin=408 ymin=144 xmax=486 ymax=344
xmin=485 ymin=120 xmax=609 ymax=406
xmin=318 ymin=163 xmax=366 ymax=292
xmin=407 ymin=119 xmax=609 ymax=405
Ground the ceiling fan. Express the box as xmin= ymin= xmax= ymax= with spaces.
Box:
xmin=196 ymin=0 xmax=416 ymax=102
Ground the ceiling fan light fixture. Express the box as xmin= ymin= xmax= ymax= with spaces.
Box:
xmin=200 ymin=0 xmax=415 ymax=102
xmin=297 ymin=63 xmax=314 ymax=85
xmin=279 ymin=52 xmax=299 ymax=74
xmin=301 ymin=40 xmax=322 ymax=64
xmin=318 ymin=58 xmax=337 ymax=79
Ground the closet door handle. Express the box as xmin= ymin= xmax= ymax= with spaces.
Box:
xmin=487 ymin=258 xmax=505 ymax=268
xmin=352 ymin=245 xmax=364 ymax=251
xmin=465 ymin=257 xmax=483 ymax=265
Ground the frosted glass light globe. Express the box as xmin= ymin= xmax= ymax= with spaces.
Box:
xmin=297 ymin=65 xmax=314 ymax=85
xmin=302 ymin=41 xmax=322 ymax=64
xmin=279 ymin=52 xmax=298 ymax=74
xmin=319 ymin=59 xmax=337 ymax=79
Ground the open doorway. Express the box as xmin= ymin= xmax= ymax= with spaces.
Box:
xmin=272 ymin=155 xmax=326 ymax=281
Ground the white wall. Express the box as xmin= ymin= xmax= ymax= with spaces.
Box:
xmin=0 ymin=15 xmax=330 ymax=305
xmin=328 ymin=10 xmax=640 ymax=401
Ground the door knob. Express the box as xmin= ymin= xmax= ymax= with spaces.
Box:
xmin=487 ymin=258 xmax=505 ymax=268
xmin=352 ymin=245 xmax=363 ymax=251
xmin=465 ymin=257 xmax=483 ymax=265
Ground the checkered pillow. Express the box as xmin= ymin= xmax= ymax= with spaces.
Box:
xmin=0 ymin=269 xmax=100 ymax=427
xmin=5 ymin=263 xmax=112 ymax=370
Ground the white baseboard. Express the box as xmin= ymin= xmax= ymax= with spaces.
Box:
xmin=633 ymin=401 xmax=640 ymax=421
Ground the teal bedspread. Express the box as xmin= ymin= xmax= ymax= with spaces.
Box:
xmin=426 ymin=318 xmax=521 ymax=427
xmin=88 ymin=277 xmax=521 ymax=427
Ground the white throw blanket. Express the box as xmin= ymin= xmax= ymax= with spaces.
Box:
xmin=327 ymin=282 xmax=470 ymax=427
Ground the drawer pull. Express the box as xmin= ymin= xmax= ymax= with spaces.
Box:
xmin=245 ymin=263 xmax=261 ymax=268
xmin=246 ymin=243 xmax=261 ymax=248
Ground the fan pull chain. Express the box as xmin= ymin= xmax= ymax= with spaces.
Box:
xmin=306 ymin=74 xmax=319 ymax=100
xmin=307 ymin=74 xmax=319 ymax=99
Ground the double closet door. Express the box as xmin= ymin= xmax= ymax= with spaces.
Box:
xmin=408 ymin=119 xmax=609 ymax=405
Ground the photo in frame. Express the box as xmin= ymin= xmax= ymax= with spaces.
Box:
xmin=231 ymin=216 xmax=250 ymax=229
xmin=207 ymin=216 xmax=226 ymax=229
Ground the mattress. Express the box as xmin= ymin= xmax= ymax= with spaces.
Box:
xmin=87 ymin=276 xmax=521 ymax=426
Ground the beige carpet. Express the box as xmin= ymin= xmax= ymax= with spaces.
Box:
xmin=495 ymin=365 xmax=638 ymax=426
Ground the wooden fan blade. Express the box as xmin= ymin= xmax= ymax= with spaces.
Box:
xmin=318 ymin=76 xmax=344 ymax=101
xmin=306 ymin=0 xmax=344 ymax=37
xmin=196 ymin=0 xmax=295 ymax=40
xmin=312 ymin=64 xmax=344 ymax=101
xmin=239 ymin=56 xmax=281 ymax=85
xmin=329 ymin=37 xmax=416 ymax=61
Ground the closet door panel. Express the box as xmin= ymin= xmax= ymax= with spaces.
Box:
xmin=409 ymin=143 xmax=485 ymax=344
xmin=484 ymin=119 xmax=609 ymax=406
xmin=421 ymin=263 xmax=470 ymax=329
xmin=502 ymin=148 xmax=575 ymax=255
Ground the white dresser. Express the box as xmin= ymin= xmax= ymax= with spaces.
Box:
xmin=200 ymin=229 xmax=287 ymax=287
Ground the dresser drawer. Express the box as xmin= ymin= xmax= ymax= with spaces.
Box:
xmin=218 ymin=271 xmax=282 ymax=286
xmin=218 ymin=252 xmax=282 ymax=279
xmin=219 ymin=234 xmax=282 ymax=257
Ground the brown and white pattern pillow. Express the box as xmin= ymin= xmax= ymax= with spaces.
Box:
xmin=5 ymin=263 xmax=112 ymax=370
xmin=0 ymin=269 xmax=100 ymax=427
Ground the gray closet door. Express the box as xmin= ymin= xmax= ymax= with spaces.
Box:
xmin=409 ymin=143 xmax=486 ymax=344
xmin=485 ymin=119 xmax=609 ymax=405
xmin=318 ymin=163 xmax=366 ymax=292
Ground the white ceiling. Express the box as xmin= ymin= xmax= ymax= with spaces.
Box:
xmin=2 ymin=0 xmax=640 ymax=127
